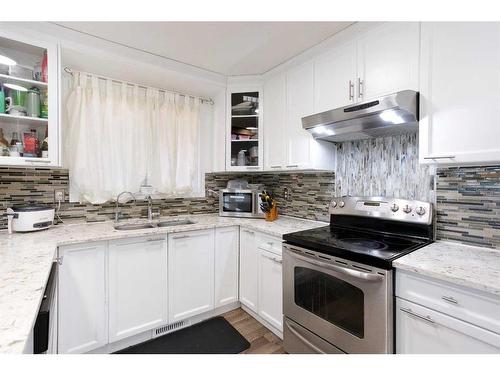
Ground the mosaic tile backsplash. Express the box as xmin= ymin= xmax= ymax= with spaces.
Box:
xmin=0 ymin=168 xmax=335 ymax=228
xmin=435 ymin=166 xmax=500 ymax=249
xmin=334 ymin=133 xmax=433 ymax=201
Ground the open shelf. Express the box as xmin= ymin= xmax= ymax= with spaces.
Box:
xmin=0 ymin=112 xmax=48 ymax=124
xmin=0 ymin=73 xmax=48 ymax=90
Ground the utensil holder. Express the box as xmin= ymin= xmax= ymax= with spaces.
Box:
xmin=265 ymin=205 xmax=278 ymax=221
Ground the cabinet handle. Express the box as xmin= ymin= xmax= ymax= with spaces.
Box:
xmin=246 ymin=166 xmax=260 ymax=170
xmin=348 ymin=80 xmax=354 ymax=101
xmin=423 ymin=156 xmax=456 ymax=160
xmin=55 ymin=256 xmax=63 ymax=265
xmin=25 ymin=159 xmax=51 ymax=164
xmin=270 ymin=165 xmax=282 ymax=169
xmin=286 ymin=164 xmax=298 ymax=168
xmin=261 ymin=251 xmax=282 ymax=264
xmin=147 ymin=238 xmax=165 ymax=242
xmin=400 ymin=307 xmax=436 ymax=325
xmin=358 ymin=78 xmax=363 ymax=99
xmin=242 ymin=229 xmax=254 ymax=235
xmin=173 ymin=235 xmax=189 ymax=239
xmin=441 ymin=296 xmax=458 ymax=304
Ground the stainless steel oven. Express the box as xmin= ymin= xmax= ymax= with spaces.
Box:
xmin=283 ymin=243 xmax=393 ymax=354
xmin=219 ymin=188 xmax=264 ymax=218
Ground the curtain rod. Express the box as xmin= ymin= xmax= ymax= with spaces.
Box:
xmin=63 ymin=67 xmax=215 ymax=105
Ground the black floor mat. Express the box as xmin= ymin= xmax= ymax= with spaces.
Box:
xmin=114 ymin=316 xmax=250 ymax=354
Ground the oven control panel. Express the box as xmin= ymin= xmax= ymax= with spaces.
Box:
xmin=329 ymin=196 xmax=433 ymax=225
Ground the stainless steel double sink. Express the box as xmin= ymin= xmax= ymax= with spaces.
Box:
xmin=114 ymin=219 xmax=196 ymax=231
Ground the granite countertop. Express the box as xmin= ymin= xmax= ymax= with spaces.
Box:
xmin=0 ymin=214 xmax=327 ymax=354
xmin=394 ymin=241 xmax=500 ymax=297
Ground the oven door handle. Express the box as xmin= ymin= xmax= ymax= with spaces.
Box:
xmin=285 ymin=319 xmax=326 ymax=354
xmin=287 ymin=250 xmax=384 ymax=282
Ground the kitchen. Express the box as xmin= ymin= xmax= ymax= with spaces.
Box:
xmin=1 ymin=3 xmax=500 ymax=373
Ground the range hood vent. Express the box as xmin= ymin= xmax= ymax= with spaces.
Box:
xmin=302 ymin=90 xmax=419 ymax=143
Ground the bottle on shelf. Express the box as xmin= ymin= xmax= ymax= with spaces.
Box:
xmin=40 ymin=90 xmax=48 ymax=119
xmin=23 ymin=129 xmax=40 ymax=157
xmin=40 ymin=127 xmax=48 ymax=158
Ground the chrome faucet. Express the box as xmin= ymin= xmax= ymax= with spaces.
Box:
xmin=115 ymin=191 xmax=136 ymax=223
xmin=147 ymin=195 xmax=159 ymax=222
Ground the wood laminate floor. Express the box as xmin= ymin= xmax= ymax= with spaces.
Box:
xmin=222 ymin=308 xmax=285 ymax=354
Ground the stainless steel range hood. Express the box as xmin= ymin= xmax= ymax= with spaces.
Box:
xmin=302 ymin=90 xmax=419 ymax=143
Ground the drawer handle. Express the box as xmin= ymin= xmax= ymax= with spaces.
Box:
xmin=270 ymin=165 xmax=282 ymax=169
xmin=442 ymin=296 xmax=458 ymax=305
xmin=147 ymin=238 xmax=165 ymax=242
xmin=423 ymin=156 xmax=456 ymax=160
xmin=286 ymin=164 xmax=298 ymax=168
xmin=25 ymin=159 xmax=51 ymax=163
xmin=243 ymin=229 xmax=254 ymax=235
xmin=400 ymin=307 xmax=436 ymax=325
xmin=173 ymin=235 xmax=189 ymax=239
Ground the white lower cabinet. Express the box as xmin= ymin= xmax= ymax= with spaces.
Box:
xmin=240 ymin=228 xmax=284 ymax=333
xmin=258 ymin=248 xmax=283 ymax=331
xmin=108 ymin=236 xmax=167 ymax=343
xmin=396 ymin=298 xmax=500 ymax=354
xmin=239 ymin=228 xmax=259 ymax=312
xmin=168 ymin=229 xmax=215 ymax=322
xmin=396 ymin=270 xmax=500 ymax=354
xmin=58 ymin=242 xmax=107 ymax=354
xmin=215 ymin=226 xmax=239 ymax=307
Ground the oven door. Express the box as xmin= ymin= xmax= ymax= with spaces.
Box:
xmin=219 ymin=189 xmax=259 ymax=218
xmin=283 ymin=244 xmax=393 ymax=354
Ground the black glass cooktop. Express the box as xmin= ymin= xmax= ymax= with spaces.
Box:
xmin=283 ymin=225 xmax=432 ymax=269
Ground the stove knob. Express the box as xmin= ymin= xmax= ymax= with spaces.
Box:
xmin=416 ymin=206 xmax=426 ymax=216
xmin=403 ymin=205 xmax=412 ymax=213
xmin=331 ymin=201 xmax=337 ymax=208
xmin=338 ymin=201 xmax=345 ymax=208
xmin=390 ymin=203 xmax=399 ymax=212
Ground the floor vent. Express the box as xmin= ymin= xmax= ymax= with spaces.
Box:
xmin=153 ymin=320 xmax=190 ymax=338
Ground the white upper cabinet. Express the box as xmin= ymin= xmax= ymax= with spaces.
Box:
xmin=0 ymin=29 xmax=60 ymax=167
xmin=419 ymin=22 xmax=500 ymax=165
xmin=314 ymin=42 xmax=357 ymax=112
xmin=108 ymin=237 xmax=167 ymax=343
xmin=357 ymin=22 xmax=420 ymax=101
xmin=286 ymin=62 xmax=316 ymax=169
xmin=263 ymin=72 xmax=287 ymax=170
xmin=168 ymin=229 xmax=215 ymax=322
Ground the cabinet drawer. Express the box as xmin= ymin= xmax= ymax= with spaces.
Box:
xmin=396 ymin=270 xmax=500 ymax=334
xmin=396 ymin=298 xmax=500 ymax=353
xmin=256 ymin=232 xmax=283 ymax=255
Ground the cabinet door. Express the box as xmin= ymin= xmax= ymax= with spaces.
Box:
xmin=215 ymin=226 xmax=239 ymax=307
xmin=58 ymin=242 xmax=106 ymax=354
xmin=357 ymin=22 xmax=420 ymax=101
xmin=239 ymin=228 xmax=259 ymax=312
xmin=168 ymin=229 xmax=215 ymax=322
xmin=314 ymin=42 xmax=357 ymax=112
xmin=285 ymin=62 xmax=315 ymax=169
xmin=420 ymin=22 xmax=500 ymax=165
xmin=258 ymin=249 xmax=283 ymax=331
xmin=263 ymin=72 xmax=287 ymax=170
xmin=108 ymin=237 xmax=167 ymax=343
xmin=396 ymin=298 xmax=500 ymax=354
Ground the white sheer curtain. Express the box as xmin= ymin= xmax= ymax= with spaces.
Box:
xmin=65 ymin=72 xmax=201 ymax=204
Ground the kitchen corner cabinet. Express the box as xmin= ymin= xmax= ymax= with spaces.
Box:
xmin=226 ymin=85 xmax=263 ymax=171
xmin=108 ymin=236 xmax=167 ymax=343
xmin=58 ymin=242 xmax=107 ymax=354
xmin=239 ymin=228 xmax=259 ymax=311
xmin=168 ymin=229 xmax=215 ymax=322
xmin=0 ymin=29 xmax=60 ymax=167
xmin=215 ymin=226 xmax=239 ymax=307
xmin=419 ymin=22 xmax=500 ymax=166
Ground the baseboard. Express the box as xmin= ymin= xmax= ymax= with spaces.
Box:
xmin=86 ymin=301 xmax=241 ymax=354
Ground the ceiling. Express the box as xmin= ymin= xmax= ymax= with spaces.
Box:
xmin=55 ymin=22 xmax=354 ymax=76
